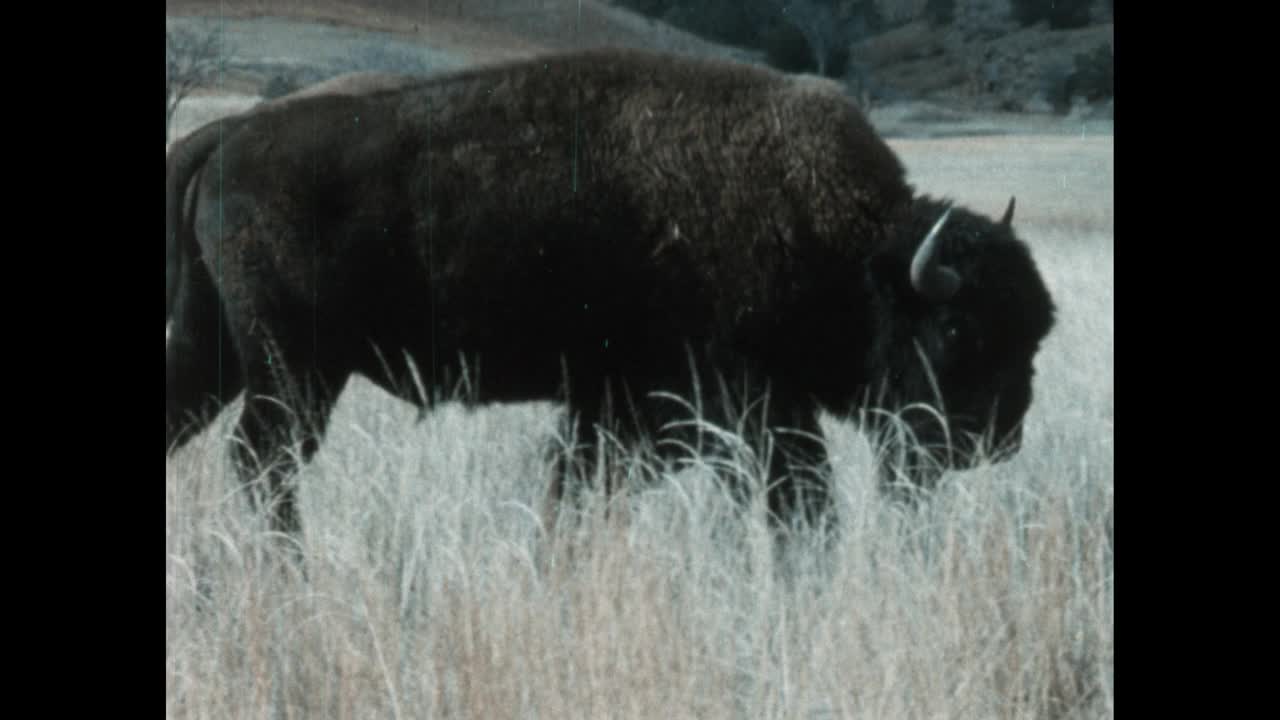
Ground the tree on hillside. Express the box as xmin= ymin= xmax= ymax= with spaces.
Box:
xmin=773 ymin=0 xmax=880 ymax=77
xmin=783 ymin=0 xmax=871 ymax=76
xmin=1010 ymin=0 xmax=1093 ymax=29
xmin=166 ymin=24 xmax=229 ymax=144
xmin=779 ymin=0 xmax=840 ymax=75
xmin=614 ymin=1 xmax=879 ymax=78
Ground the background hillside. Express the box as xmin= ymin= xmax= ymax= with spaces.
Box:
xmin=166 ymin=0 xmax=1113 ymax=141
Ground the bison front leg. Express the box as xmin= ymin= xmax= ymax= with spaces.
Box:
xmin=869 ymin=418 xmax=947 ymax=505
xmin=543 ymin=407 xmax=613 ymax=532
xmin=541 ymin=377 xmax=641 ymax=535
xmin=763 ymin=406 xmax=835 ymax=532
xmin=875 ymin=454 xmax=944 ymax=506
xmin=695 ymin=379 xmax=836 ymax=533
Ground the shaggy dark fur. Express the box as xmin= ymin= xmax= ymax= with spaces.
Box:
xmin=166 ymin=49 xmax=1055 ymax=537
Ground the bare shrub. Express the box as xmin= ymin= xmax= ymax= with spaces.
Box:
xmin=166 ymin=22 xmax=231 ymax=143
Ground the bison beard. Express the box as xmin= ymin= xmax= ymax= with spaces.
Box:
xmin=165 ymin=49 xmax=1055 ymax=540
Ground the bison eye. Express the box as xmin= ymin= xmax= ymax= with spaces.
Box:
xmin=940 ymin=320 xmax=979 ymax=360
xmin=942 ymin=322 xmax=962 ymax=348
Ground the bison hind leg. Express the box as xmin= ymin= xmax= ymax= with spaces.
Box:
xmin=541 ymin=377 xmax=659 ymax=535
xmin=543 ymin=407 xmax=618 ymax=532
xmin=230 ymin=346 xmax=350 ymax=542
xmin=166 ymin=258 xmax=244 ymax=454
xmin=766 ymin=425 xmax=835 ymax=532
xmin=693 ymin=382 xmax=837 ymax=536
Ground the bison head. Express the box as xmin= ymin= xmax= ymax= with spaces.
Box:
xmin=862 ymin=195 xmax=1056 ymax=493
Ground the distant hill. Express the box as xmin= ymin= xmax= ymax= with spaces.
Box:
xmin=166 ymin=0 xmax=756 ymax=64
xmin=167 ymin=0 xmax=1112 ymax=128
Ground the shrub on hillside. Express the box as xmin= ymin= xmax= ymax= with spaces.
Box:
xmin=1040 ymin=62 xmax=1075 ymax=114
xmin=763 ymin=19 xmax=851 ymax=78
xmin=1072 ymin=43 xmax=1113 ymax=101
xmin=1038 ymin=41 xmax=1112 ymax=115
xmin=262 ymin=73 xmax=302 ymax=99
xmin=661 ymin=0 xmax=766 ymax=48
xmin=612 ymin=0 xmax=677 ymax=16
xmin=924 ymin=0 xmax=956 ymax=26
xmin=848 ymin=0 xmax=886 ymax=32
xmin=764 ymin=20 xmax=814 ymax=73
xmin=1010 ymin=0 xmax=1093 ymax=29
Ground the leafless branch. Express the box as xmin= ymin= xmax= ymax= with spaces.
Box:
xmin=166 ymin=24 xmax=230 ymax=143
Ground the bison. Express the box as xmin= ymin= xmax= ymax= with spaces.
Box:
xmin=165 ymin=49 xmax=1055 ymax=538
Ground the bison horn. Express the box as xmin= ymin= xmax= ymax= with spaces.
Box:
xmin=1000 ymin=196 xmax=1016 ymax=227
xmin=910 ymin=206 xmax=962 ymax=301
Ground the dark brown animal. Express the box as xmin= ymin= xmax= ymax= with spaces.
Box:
xmin=166 ymin=49 xmax=1055 ymax=537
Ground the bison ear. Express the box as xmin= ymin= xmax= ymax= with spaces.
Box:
xmin=1000 ymin=196 xmax=1016 ymax=227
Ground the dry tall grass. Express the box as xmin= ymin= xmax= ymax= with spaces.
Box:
xmin=166 ymin=135 xmax=1113 ymax=719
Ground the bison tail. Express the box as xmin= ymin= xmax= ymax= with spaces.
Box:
xmin=166 ymin=117 xmax=242 ymax=322
xmin=166 ymin=161 xmax=181 ymax=323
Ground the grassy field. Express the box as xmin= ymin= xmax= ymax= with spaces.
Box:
xmin=166 ymin=133 xmax=1113 ymax=718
